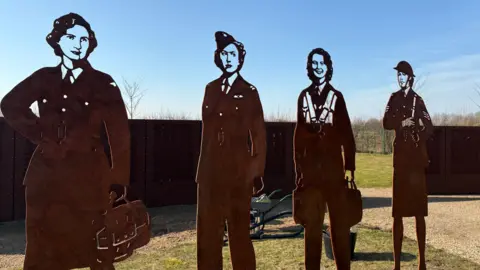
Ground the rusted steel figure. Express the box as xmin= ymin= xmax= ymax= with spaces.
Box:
xmin=383 ymin=61 xmax=433 ymax=270
xmin=0 ymin=13 xmax=134 ymax=270
xmin=293 ymin=48 xmax=356 ymax=270
xmin=195 ymin=31 xmax=266 ymax=270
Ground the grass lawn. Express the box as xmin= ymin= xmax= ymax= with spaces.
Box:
xmin=355 ymin=153 xmax=393 ymax=188
xmin=91 ymin=224 xmax=478 ymax=270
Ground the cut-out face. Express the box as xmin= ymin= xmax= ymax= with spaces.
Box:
xmin=311 ymin=53 xmax=327 ymax=84
xmin=58 ymin=25 xmax=90 ymax=60
xmin=397 ymin=71 xmax=409 ymax=89
xmin=220 ymin=44 xmax=240 ymax=73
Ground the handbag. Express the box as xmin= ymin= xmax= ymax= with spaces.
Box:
xmin=345 ymin=177 xmax=363 ymax=227
xmin=94 ymin=189 xmax=152 ymax=264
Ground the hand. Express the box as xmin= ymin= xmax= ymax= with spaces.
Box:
xmin=109 ymin=184 xmax=128 ymax=203
xmin=345 ymin=170 xmax=355 ymax=181
xmin=402 ymin=117 xmax=415 ymax=127
xmin=253 ymin=177 xmax=264 ymax=196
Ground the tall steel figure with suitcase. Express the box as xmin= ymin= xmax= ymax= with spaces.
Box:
xmin=383 ymin=61 xmax=433 ymax=270
xmin=195 ymin=31 xmax=267 ymax=270
xmin=0 ymin=13 xmax=150 ymax=270
xmin=292 ymin=48 xmax=356 ymax=270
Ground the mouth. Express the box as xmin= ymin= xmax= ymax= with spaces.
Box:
xmin=225 ymin=64 xmax=232 ymax=69
xmin=71 ymin=50 xmax=81 ymax=56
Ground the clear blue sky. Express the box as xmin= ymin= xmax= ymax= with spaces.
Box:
xmin=1 ymin=0 xmax=480 ymax=120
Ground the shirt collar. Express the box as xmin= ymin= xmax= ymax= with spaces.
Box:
xmin=61 ymin=64 xmax=83 ymax=80
xmin=223 ymin=72 xmax=239 ymax=87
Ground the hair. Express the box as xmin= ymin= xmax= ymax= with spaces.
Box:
xmin=306 ymin=48 xmax=333 ymax=84
xmin=214 ymin=41 xmax=246 ymax=73
xmin=46 ymin=13 xmax=97 ymax=59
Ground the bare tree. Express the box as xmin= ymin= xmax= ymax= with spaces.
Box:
xmin=121 ymin=78 xmax=146 ymax=119
xmin=413 ymin=73 xmax=429 ymax=93
xmin=469 ymin=83 xmax=480 ymax=110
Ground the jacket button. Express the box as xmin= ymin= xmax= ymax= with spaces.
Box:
xmin=85 ymin=102 xmax=89 ymax=106
xmin=63 ymin=95 xmax=68 ymax=99
xmin=61 ymin=108 xmax=66 ymax=112
xmin=42 ymin=99 xmax=47 ymax=103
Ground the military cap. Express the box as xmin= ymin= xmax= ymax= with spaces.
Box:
xmin=215 ymin=31 xmax=236 ymax=51
xmin=394 ymin=60 xmax=415 ymax=77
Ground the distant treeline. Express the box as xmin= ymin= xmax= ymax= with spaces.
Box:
xmin=351 ymin=112 xmax=480 ymax=154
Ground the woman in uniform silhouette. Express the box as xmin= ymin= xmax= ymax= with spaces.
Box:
xmin=383 ymin=60 xmax=433 ymax=270
xmin=0 ymin=13 xmax=130 ymax=270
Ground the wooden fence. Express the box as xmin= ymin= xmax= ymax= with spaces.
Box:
xmin=1 ymin=118 xmax=480 ymax=222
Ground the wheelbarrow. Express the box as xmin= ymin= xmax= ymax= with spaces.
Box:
xmin=224 ymin=189 xmax=304 ymax=243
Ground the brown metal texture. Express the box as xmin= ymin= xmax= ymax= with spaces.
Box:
xmin=382 ymin=60 xmax=434 ymax=270
xmin=292 ymin=48 xmax=356 ymax=270
xmin=195 ymin=31 xmax=267 ymax=270
xmin=0 ymin=13 xmax=149 ymax=269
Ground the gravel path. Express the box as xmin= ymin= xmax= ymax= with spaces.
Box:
xmin=359 ymin=188 xmax=480 ymax=265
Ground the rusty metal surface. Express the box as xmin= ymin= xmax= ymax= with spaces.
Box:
xmin=0 ymin=12 xmax=149 ymax=269
xmin=292 ymin=48 xmax=356 ymax=269
xmin=383 ymin=60 xmax=433 ymax=270
xmin=0 ymin=119 xmax=15 ymax=222
xmin=195 ymin=31 xmax=267 ymax=270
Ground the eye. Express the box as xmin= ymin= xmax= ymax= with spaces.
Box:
xmin=320 ymin=61 xmax=324 ymax=65
xmin=312 ymin=61 xmax=317 ymax=65
xmin=232 ymin=52 xmax=236 ymax=57
xmin=221 ymin=51 xmax=227 ymax=56
xmin=67 ymin=35 xmax=75 ymax=40
xmin=80 ymin=37 xmax=89 ymax=43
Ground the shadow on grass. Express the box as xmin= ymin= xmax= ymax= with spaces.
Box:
xmin=353 ymin=251 xmax=416 ymax=262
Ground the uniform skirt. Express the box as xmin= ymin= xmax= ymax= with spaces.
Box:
xmin=392 ymin=168 xmax=428 ymax=217
xmin=23 ymin=148 xmax=111 ymax=269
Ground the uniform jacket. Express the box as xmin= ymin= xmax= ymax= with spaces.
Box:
xmin=196 ymin=74 xmax=266 ymax=186
xmin=294 ymin=83 xmax=356 ymax=188
xmin=0 ymin=62 xmax=130 ymax=187
xmin=383 ymin=89 xmax=433 ymax=169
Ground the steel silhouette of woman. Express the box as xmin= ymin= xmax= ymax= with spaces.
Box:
xmin=293 ymin=48 xmax=356 ymax=270
xmin=383 ymin=60 xmax=433 ymax=270
xmin=195 ymin=31 xmax=267 ymax=270
xmin=1 ymin=13 xmax=131 ymax=270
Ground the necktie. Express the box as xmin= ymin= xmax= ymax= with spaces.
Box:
xmin=222 ymin=80 xmax=230 ymax=93
xmin=64 ymin=69 xmax=74 ymax=84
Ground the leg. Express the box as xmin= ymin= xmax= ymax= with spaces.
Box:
xmin=303 ymin=188 xmax=326 ymax=270
xmin=327 ymin=189 xmax=351 ymax=270
xmin=415 ymin=216 xmax=426 ymax=270
xmin=226 ymin=183 xmax=256 ymax=270
xmin=393 ymin=216 xmax=404 ymax=270
xmin=197 ymin=184 xmax=226 ymax=270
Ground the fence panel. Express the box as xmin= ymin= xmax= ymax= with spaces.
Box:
xmin=145 ymin=120 xmax=198 ymax=207
xmin=445 ymin=127 xmax=480 ymax=194
xmin=425 ymin=127 xmax=446 ymax=194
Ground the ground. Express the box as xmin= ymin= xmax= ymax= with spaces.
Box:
xmin=1 ymin=153 xmax=479 ymax=269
